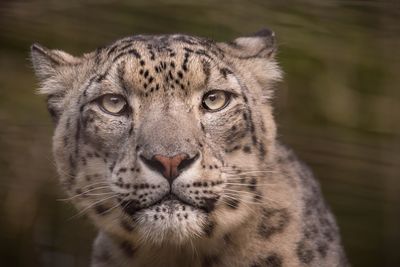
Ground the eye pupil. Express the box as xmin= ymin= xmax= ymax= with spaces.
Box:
xmin=208 ymin=94 xmax=217 ymax=102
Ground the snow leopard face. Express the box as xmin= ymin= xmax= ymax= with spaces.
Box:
xmin=31 ymin=30 xmax=281 ymax=245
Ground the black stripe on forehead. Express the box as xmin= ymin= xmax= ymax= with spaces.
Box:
xmin=229 ymin=72 xmax=259 ymax=146
xmin=113 ymin=48 xmax=141 ymax=63
xmin=173 ymin=35 xmax=199 ymax=45
xmin=201 ymin=59 xmax=211 ymax=86
xmin=83 ymin=53 xmax=139 ymax=99
xmin=107 ymin=43 xmax=119 ymax=57
xmin=117 ymin=60 xmax=130 ymax=95
xmin=106 ymin=36 xmax=137 ymax=53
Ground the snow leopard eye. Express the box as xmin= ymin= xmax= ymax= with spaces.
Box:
xmin=202 ymin=90 xmax=232 ymax=112
xmin=97 ymin=94 xmax=128 ymax=115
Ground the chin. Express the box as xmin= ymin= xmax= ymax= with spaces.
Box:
xmin=133 ymin=199 xmax=209 ymax=246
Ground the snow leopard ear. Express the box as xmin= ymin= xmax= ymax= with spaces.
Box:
xmin=30 ymin=43 xmax=81 ymax=123
xmin=218 ymin=28 xmax=277 ymax=59
xmin=30 ymin=43 xmax=79 ymax=81
xmin=217 ymin=28 xmax=282 ymax=101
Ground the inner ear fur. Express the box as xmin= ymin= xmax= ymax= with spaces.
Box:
xmin=217 ymin=28 xmax=277 ymax=59
xmin=30 ymin=43 xmax=80 ymax=81
xmin=30 ymin=43 xmax=81 ymax=123
xmin=217 ymin=28 xmax=282 ymax=100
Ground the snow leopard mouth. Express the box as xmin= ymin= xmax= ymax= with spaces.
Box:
xmin=120 ymin=193 xmax=204 ymax=216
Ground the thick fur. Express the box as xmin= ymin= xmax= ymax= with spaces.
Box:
xmin=31 ymin=30 xmax=348 ymax=267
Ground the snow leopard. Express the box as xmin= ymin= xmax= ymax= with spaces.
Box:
xmin=31 ymin=28 xmax=348 ymax=267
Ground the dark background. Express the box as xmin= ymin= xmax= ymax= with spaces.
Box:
xmin=0 ymin=0 xmax=399 ymax=266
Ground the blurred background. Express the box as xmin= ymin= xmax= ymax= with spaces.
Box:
xmin=0 ymin=0 xmax=399 ymax=266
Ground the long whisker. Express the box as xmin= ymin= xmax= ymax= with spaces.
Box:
xmin=68 ymin=195 xmax=117 ymax=220
xmin=99 ymin=201 xmax=123 ymax=216
xmin=223 ymin=192 xmax=273 ymax=207
xmin=223 ymin=191 xmax=291 ymax=208
xmin=224 ymin=182 xmax=278 ymax=187
xmin=220 ymin=194 xmax=256 ymax=213
xmin=57 ymin=186 xmax=111 ymax=201
xmin=221 ymin=167 xmax=275 ymax=171
xmin=223 ymin=190 xmax=282 ymax=206
xmin=81 ymin=181 xmax=109 ymax=189
xmin=224 ymin=170 xmax=278 ymax=175
xmin=223 ymin=190 xmax=265 ymax=201
xmin=106 ymin=196 xmax=137 ymax=227
xmin=224 ymin=176 xmax=274 ymax=181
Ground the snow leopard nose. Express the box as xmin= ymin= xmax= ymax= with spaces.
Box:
xmin=140 ymin=153 xmax=199 ymax=184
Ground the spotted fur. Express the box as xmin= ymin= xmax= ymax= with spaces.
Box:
xmin=31 ymin=29 xmax=348 ymax=267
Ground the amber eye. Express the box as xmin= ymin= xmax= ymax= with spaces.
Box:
xmin=98 ymin=94 xmax=128 ymax=115
xmin=202 ymin=90 xmax=231 ymax=111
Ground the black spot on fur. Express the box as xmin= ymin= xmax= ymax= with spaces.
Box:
xmin=113 ymin=48 xmax=141 ymax=62
xmin=182 ymin=52 xmax=190 ymax=71
xmin=225 ymin=197 xmax=240 ymax=209
xmin=258 ymin=142 xmax=266 ymax=159
xmin=317 ymin=241 xmax=329 ymax=258
xmin=202 ymin=255 xmax=219 ymax=267
xmin=253 ymin=192 xmax=263 ymax=203
xmin=264 ymin=253 xmax=283 ymax=267
xmin=223 ymin=233 xmax=233 ymax=245
xmin=296 ymin=239 xmax=315 ymax=264
xmin=107 ymin=43 xmax=119 ymax=56
xmin=120 ymin=241 xmax=136 ymax=258
xmin=220 ymin=67 xmax=233 ymax=79
xmin=47 ymin=105 xmax=59 ymax=124
xmin=120 ymin=200 xmax=140 ymax=216
xmin=128 ymin=48 xmax=141 ymax=59
xmin=251 ymin=253 xmax=283 ymax=267
xmin=204 ymin=219 xmax=215 ymax=237
xmin=248 ymin=177 xmax=257 ymax=191
xmin=243 ymin=145 xmax=252 ymax=153
xmin=200 ymin=123 xmax=205 ymax=132
xmin=120 ymin=219 xmax=134 ymax=232
xmin=203 ymin=197 xmax=217 ymax=213
xmin=118 ymin=167 xmax=127 ymax=174
xmin=109 ymin=160 xmax=116 ymax=172
xmin=201 ymin=59 xmax=211 ymax=85
xmin=117 ymin=42 xmax=134 ymax=53
xmin=94 ymin=204 xmax=109 ymax=215
xmin=258 ymin=208 xmax=289 ymax=239
xmin=68 ymin=153 xmax=76 ymax=173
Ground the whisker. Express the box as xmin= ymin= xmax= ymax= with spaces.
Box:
xmin=99 ymin=201 xmax=123 ymax=216
xmin=81 ymin=181 xmax=109 ymax=189
xmin=221 ymin=166 xmax=275 ymax=171
xmin=224 ymin=170 xmax=278 ymax=175
xmin=224 ymin=182 xmax=278 ymax=187
xmin=57 ymin=186 xmax=111 ymax=201
xmin=106 ymin=197 xmax=136 ymax=226
xmin=223 ymin=189 xmax=264 ymax=198
xmin=68 ymin=195 xmax=117 ymax=220
xmin=223 ymin=192 xmax=271 ymax=207
xmin=220 ymin=195 xmax=256 ymax=213
xmin=223 ymin=192 xmax=290 ymax=208
xmin=223 ymin=190 xmax=282 ymax=205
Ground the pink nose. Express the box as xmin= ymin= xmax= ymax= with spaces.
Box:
xmin=152 ymin=153 xmax=188 ymax=180
xmin=140 ymin=152 xmax=199 ymax=184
